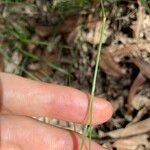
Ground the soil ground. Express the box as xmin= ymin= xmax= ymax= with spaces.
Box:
xmin=0 ymin=0 xmax=150 ymax=149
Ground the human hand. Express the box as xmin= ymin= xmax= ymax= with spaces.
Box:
xmin=0 ymin=73 xmax=113 ymax=150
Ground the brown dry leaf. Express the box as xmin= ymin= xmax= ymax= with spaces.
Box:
xmin=112 ymin=42 xmax=150 ymax=64
xmin=131 ymin=107 xmax=149 ymax=124
xmin=109 ymin=43 xmax=149 ymax=112
xmin=67 ymin=26 xmax=81 ymax=43
xmin=99 ymin=128 xmax=124 ymax=139
xmin=101 ymin=118 xmax=150 ymax=138
xmin=35 ymin=25 xmax=52 ymax=37
xmin=121 ymin=118 xmax=150 ymax=137
xmin=93 ymin=21 xmax=102 ymax=45
xmin=142 ymin=14 xmax=150 ymax=41
xmin=86 ymin=14 xmax=101 ymax=45
xmin=131 ymin=11 xmax=150 ymax=41
xmin=100 ymin=51 xmax=126 ymax=77
xmin=60 ymin=15 xmax=78 ymax=34
xmin=112 ymin=44 xmax=139 ymax=62
xmin=87 ymin=14 xmax=98 ymax=30
xmin=100 ymin=43 xmax=146 ymax=78
xmin=132 ymin=95 xmax=150 ymax=110
xmin=127 ymin=57 xmax=150 ymax=112
xmin=127 ymin=73 xmax=146 ymax=113
xmin=133 ymin=0 xmax=144 ymax=39
xmin=132 ymin=57 xmax=150 ymax=79
xmin=86 ymin=21 xmax=109 ymax=45
xmin=113 ymin=134 xmax=149 ymax=150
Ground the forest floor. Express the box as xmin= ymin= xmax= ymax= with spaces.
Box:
xmin=0 ymin=0 xmax=150 ymax=149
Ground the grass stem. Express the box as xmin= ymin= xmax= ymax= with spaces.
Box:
xmin=80 ymin=0 xmax=106 ymax=149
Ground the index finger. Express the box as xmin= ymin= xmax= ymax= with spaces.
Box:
xmin=0 ymin=73 xmax=113 ymax=124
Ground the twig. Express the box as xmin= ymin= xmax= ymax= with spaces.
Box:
xmin=134 ymin=0 xmax=144 ymax=40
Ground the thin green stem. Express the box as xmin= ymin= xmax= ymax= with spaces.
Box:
xmin=89 ymin=16 xmax=106 ymax=150
xmin=80 ymin=0 xmax=106 ymax=149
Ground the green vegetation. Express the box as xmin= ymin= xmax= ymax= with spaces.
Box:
xmin=1 ymin=0 xmax=149 ymax=149
xmin=80 ymin=1 xmax=106 ymax=149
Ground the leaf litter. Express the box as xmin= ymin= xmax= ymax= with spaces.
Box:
xmin=0 ymin=0 xmax=150 ymax=149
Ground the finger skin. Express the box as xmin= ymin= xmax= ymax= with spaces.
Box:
xmin=0 ymin=73 xmax=113 ymax=124
xmin=0 ymin=115 xmax=107 ymax=150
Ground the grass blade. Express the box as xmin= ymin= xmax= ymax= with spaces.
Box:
xmin=80 ymin=0 xmax=106 ymax=149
